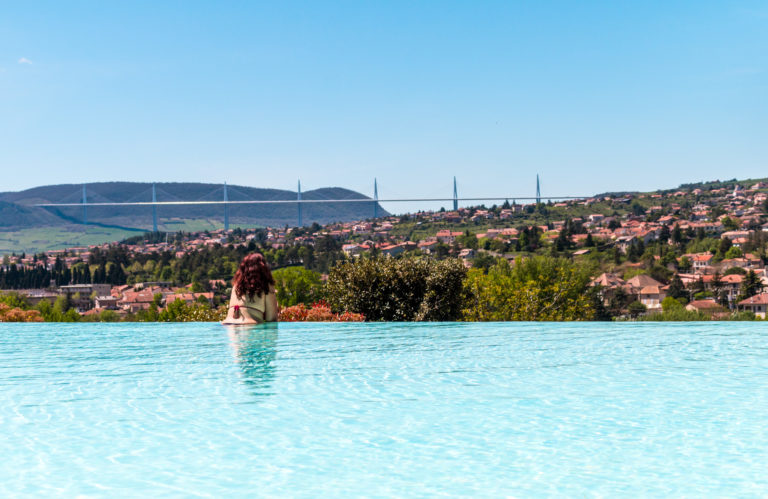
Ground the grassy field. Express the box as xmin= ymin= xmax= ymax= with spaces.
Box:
xmin=0 ymin=226 xmax=142 ymax=254
xmin=0 ymin=218 xmax=263 ymax=255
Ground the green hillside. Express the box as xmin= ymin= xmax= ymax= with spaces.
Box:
xmin=0 ymin=182 xmax=388 ymax=231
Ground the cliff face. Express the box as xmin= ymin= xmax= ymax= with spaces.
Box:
xmin=0 ymin=182 xmax=388 ymax=229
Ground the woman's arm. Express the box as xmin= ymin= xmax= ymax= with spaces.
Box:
xmin=264 ymin=286 xmax=278 ymax=322
xmin=221 ymin=288 xmax=242 ymax=324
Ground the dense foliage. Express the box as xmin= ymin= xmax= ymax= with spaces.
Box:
xmin=462 ymin=256 xmax=597 ymax=321
xmin=278 ymin=302 xmax=365 ymax=322
xmin=272 ymin=267 xmax=324 ymax=307
xmin=0 ymin=233 xmax=346 ymax=291
xmin=326 ymin=256 xmax=468 ymax=321
xmin=0 ymin=303 xmax=43 ymax=322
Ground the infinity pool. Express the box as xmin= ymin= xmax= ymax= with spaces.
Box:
xmin=1 ymin=322 xmax=767 ymax=496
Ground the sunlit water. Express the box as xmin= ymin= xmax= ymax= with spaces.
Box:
xmin=1 ymin=322 xmax=767 ymax=497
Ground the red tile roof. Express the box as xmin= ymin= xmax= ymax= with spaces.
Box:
xmin=739 ymin=293 xmax=768 ymax=306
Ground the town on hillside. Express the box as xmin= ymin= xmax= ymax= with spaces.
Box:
xmin=3 ymin=178 xmax=768 ymax=320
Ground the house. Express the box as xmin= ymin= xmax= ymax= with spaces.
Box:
xmin=686 ymin=299 xmax=726 ymax=317
xmin=458 ymin=248 xmax=475 ymax=259
xmin=701 ymin=274 xmax=743 ymax=306
xmin=658 ymin=215 xmax=677 ymax=225
xmin=690 ymin=253 xmax=713 ymax=272
xmin=342 ymin=244 xmax=365 ymax=256
xmin=112 ymin=284 xmax=132 ymax=297
xmin=470 ymin=210 xmax=493 ymax=222
xmin=721 ymin=230 xmax=751 ymax=241
xmin=626 ymin=274 xmax=664 ymax=290
xmin=592 ymin=273 xmax=625 ymax=288
xmin=417 ymin=240 xmax=439 ymax=254
xmin=615 ymin=236 xmax=637 ymax=254
xmin=443 ymin=212 xmax=462 ymax=223
xmin=59 ymin=283 xmax=111 ymax=297
xmin=501 ymin=227 xmax=519 ymax=237
xmin=435 ymin=230 xmax=463 ymax=244
xmin=19 ymin=289 xmax=61 ymax=307
xmin=588 ymin=214 xmax=604 ymax=224
xmin=590 ymin=273 xmax=627 ymax=305
xmin=380 ymin=244 xmax=404 ymax=257
xmin=117 ymin=289 xmax=157 ymax=313
xmin=718 ymin=258 xmax=750 ymax=271
xmin=638 ymin=286 xmax=665 ymax=310
xmin=738 ymin=293 xmax=768 ymax=318
xmin=94 ymin=295 xmax=118 ymax=310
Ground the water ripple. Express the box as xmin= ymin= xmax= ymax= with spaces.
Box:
xmin=1 ymin=321 xmax=768 ymax=496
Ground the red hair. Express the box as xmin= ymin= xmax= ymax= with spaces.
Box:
xmin=233 ymin=253 xmax=275 ymax=299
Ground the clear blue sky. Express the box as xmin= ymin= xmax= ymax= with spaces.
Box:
xmin=1 ymin=1 xmax=766 ymax=213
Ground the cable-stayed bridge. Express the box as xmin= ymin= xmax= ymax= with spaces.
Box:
xmin=34 ymin=177 xmax=589 ymax=231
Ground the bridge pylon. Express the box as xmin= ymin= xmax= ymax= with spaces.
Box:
xmin=453 ymin=177 xmax=458 ymax=211
xmin=373 ymin=178 xmax=379 ymax=219
xmin=297 ymin=180 xmax=302 ymax=227
xmin=82 ymin=184 xmax=88 ymax=226
xmin=152 ymin=183 xmax=158 ymax=232
xmin=536 ymin=174 xmax=541 ymax=205
xmin=223 ymin=182 xmax=229 ymax=231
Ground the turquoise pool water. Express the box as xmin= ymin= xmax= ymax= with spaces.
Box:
xmin=1 ymin=322 xmax=767 ymax=497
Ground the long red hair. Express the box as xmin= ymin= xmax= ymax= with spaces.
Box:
xmin=233 ymin=253 xmax=275 ymax=299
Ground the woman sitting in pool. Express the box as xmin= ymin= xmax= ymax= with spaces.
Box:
xmin=222 ymin=253 xmax=278 ymax=325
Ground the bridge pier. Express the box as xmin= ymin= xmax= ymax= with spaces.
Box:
xmin=453 ymin=177 xmax=458 ymax=211
xmin=373 ymin=178 xmax=378 ymax=219
xmin=152 ymin=183 xmax=158 ymax=232
xmin=223 ymin=182 xmax=229 ymax=231
xmin=82 ymin=184 xmax=88 ymax=226
xmin=536 ymin=174 xmax=541 ymax=204
xmin=297 ymin=180 xmax=302 ymax=227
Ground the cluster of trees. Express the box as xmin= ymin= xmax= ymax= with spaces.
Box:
xmin=4 ymin=249 xmax=764 ymax=322
xmin=463 ymin=257 xmax=599 ymax=321
xmin=0 ymin=293 xmax=79 ymax=322
xmin=0 ymin=231 xmax=348 ymax=292
xmin=0 ymin=290 xmax=225 ymax=323
xmin=0 ymin=302 xmax=43 ymax=322
xmin=272 ymin=267 xmax=324 ymax=307
xmin=320 ymin=255 xmax=607 ymax=322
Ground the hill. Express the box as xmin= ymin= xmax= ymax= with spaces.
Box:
xmin=0 ymin=182 xmax=388 ymax=231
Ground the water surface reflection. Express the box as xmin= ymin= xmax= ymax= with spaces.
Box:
xmin=227 ymin=324 xmax=278 ymax=395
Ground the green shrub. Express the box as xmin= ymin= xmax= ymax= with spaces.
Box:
xmin=159 ymin=298 xmax=226 ymax=322
xmin=627 ymin=301 xmax=647 ymax=318
xmin=661 ymin=296 xmax=683 ymax=312
xmin=0 ymin=292 xmax=30 ymax=310
xmin=639 ymin=308 xmax=708 ymax=321
xmin=326 ymin=256 xmax=467 ymax=321
xmin=463 ymin=256 xmax=596 ymax=321
xmin=272 ymin=267 xmax=324 ymax=307
xmin=724 ymin=246 xmax=743 ymax=259
xmin=100 ymin=310 xmax=121 ymax=322
xmin=726 ymin=311 xmax=758 ymax=321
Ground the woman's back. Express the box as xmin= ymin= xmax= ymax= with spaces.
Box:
xmin=222 ymin=253 xmax=278 ymax=325
xmin=222 ymin=286 xmax=278 ymax=324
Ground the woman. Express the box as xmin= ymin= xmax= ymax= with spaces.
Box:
xmin=222 ymin=253 xmax=278 ymax=325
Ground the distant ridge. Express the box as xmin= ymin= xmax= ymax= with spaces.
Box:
xmin=594 ymin=177 xmax=768 ymax=199
xmin=0 ymin=182 xmax=389 ymax=230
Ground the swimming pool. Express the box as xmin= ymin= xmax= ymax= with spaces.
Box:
xmin=2 ymin=322 xmax=767 ymax=496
